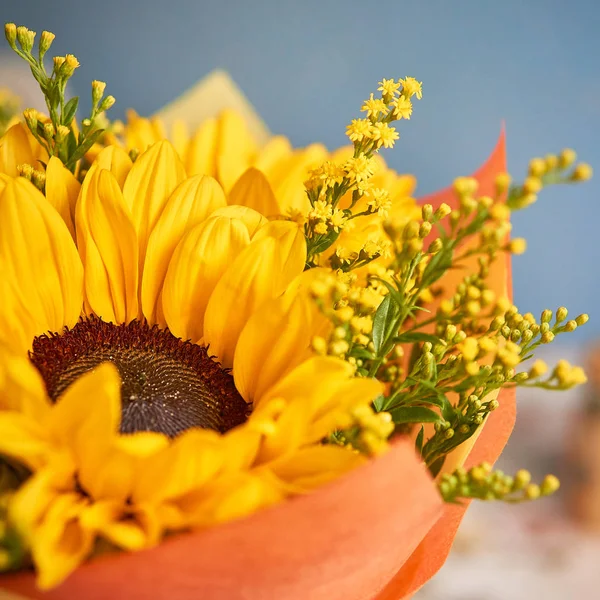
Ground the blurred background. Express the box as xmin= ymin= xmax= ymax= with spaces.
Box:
xmin=1 ymin=1 xmax=599 ymax=598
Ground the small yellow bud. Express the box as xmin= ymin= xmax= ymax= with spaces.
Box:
xmin=559 ymin=148 xmax=577 ymax=168
xmin=555 ymin=306 xmax=568 ymax=323
xmin=333 ymin=326 xmax=347 ymax=340
xmin=53 ymin=56 xmax=66 ymax=69
xmin=541 ymin=309 xmax=552 ymax=323
xmin=311 ymin=336 xmax=327 ymax=355
xmin=16 ymin=26 xmax=35 ymax=52
xmin=39 ymin=30 xmax=55 ymax=56
xmin=466 ymin=301 xmax=481 ymax=316
xmin=495 ymin=172 xmax=512 ymax=194
xmin=529 ymin=359 xmax=548 ymax=378
xmin=55 ymin=124 xmax=70 ymax=143
xmin=458 ymin=337 xmax=479 ymax=361
xmin=403 ymin=220 xmax=420 ymax=239
xmin=453 ymin=176 xmax=478 ymax=196
xmin=513 ymin=469 xmax=532 ymax=490
xmin=541 ymin=331 xmax=555 ymax=344
xmin=419 ymin=221 xmax=432 ymax=238
xmin=336 ymin=306 xmax=354 ymax=323
xmin=98 ymin=95 xmax=116 ymax=112
xmin=544 ymin=154 xmax=559 ymax=171
xmin=523 ymin=176 xmax=543 ymax=194
xmin=42 ymin=122 xmax=55 ymax=141
xmin=428 ymin=238 xmax=443 ymax=254
xmin=434 ymin=203 xmax=452 ymax=220
xmin=4 ymin=23 xmax=17 ymax=46
xmin=575 ymin=313 xmax=589 ymax=326
xmin=508 ymin=238 xmax=527 ymax=255
xmin=330 ymin=340 xmax=349 ymax=356
xmin=490 ymin=203 xmax=510 ymax=221
xmin=92 ymin=80 xmax=107 ymax=106
xmin=564 ymin=320 xmax=577 ymax=332
xmin=478 ymin=195 xmax=493 ymax=209
xmin=481 ymin=289 xmax=495 ymax=306
xmin=23 ymin=107 xmax=38 ymax=131
xmin=541 ymin=474 xmax=560 ymax=496
xmin=65 ymin=54 xmax=80 ymax=69
xmin=422 ymin=204 xmax=433 ymax=221
xmin=571 ymin=163 xmax=593 ymax=182
xmin=439 ymin=299 xmax=453 ymax=315
xmin=528 ymin=158 xmax=546 ymax=177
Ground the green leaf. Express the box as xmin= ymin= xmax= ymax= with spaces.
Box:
xmin=389 ymin=405 xmax=442 ymax=424
xmin=62 ymin=97 xmax=79 ymax=126
xmin=66 ymin=129 xmax=104 ymax=168
xmin=372 ymin=294 xmax=399 ymax=354
xmin=415 ymin=426 xmax=425 ymax=455
xmin=372 ymin=394 xmax=385 ymax=412
xmin=429 ymin=456 xmax=446 ymax=478
xmin=394 ymin=332 xmax=440 ymax=345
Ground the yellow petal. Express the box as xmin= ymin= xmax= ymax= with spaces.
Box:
xmin=252 ymin=135 xmax=292 ymax=174
xmin=0 ymin=340 xmax=49 ymax=417
xmin=0 ymin=178 xmax=83 ymax=337
xmin=170 ymin=119 xmax=189 ymax=158
xmin=253 ymin=220 xmax=307 ymax=283
xmin=44 ymin=157 xmax=80 ymax=239
xmin=141 ymin=175 xmax=227 ymax=324
xmin=270 ymin=143 xmax=327 ymax=214
xmin=0 ymin=123 xmax=42 ymax=177
xmin=203 ymin=235 xmax=301 ymax=368
xmin=122 ymin=140 xmax=186 ymax=268
xmin=31 ymin=490 xmax=94 ymax=590
xmin=0 ymin=411 xmax=51 ymax=471
xmin=268 ymin=444 xmax=365 ymax=492
xmin=228 ymin=167 xmax=280 ymax=217
xmin=211 ymin=204 xmax=267 ymax=237
xmin=124 ymin=110 xmax=166 ymax=154
xmin=91 ymin=144 xmax=133 ymax=188
xmin=162 ymin=215 xmax=250 ymax=341
xmin=49 ymin=363 xmax=122 ymax=466
xmin=184 ymin=116 xmax=218 ymax=176
xmin=132 ymin=429 xmax=223 ymax=503
xmin=233 ymin=293 xmax=318 ymax=403
xmin=76 ymin=167 xmax=139 ymax=323
xmin=216 ymin=109 xmax=258 ymax=192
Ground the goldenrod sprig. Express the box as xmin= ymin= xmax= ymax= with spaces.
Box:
xmin=4 ymin=23 xmax=115 ymax=172
xmin=439 ymin=464 xmax=560 ymax=504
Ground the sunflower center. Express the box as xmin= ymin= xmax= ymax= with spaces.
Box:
xmin=29 ymin=317 xmax=249 ymax=437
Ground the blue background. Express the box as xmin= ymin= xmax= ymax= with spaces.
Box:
xmin=3 ymin=0 xmax=599 ymax=341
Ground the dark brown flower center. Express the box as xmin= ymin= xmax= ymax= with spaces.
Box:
xmin=29 ymin=317 xmax=249 ymax=437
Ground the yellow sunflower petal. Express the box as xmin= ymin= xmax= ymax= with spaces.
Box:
xmin=44 ymin=157 xmax=80 ymax=239
xmin=216 ymin=109 xmax=258 ymax=192
xmin=49 ymin=363 xmax=121 ymax=463
xmin=76 ymin=167 xmax=139 ymax=323
xmin=210 ymin=204 xmax=267 ymax=237
xmin=233 ymin=293 xmax=319 ymax=403
xmin=203 ymin=235 xmax=303 ymax=368
xmin=270 ymin=143 xmax=328 ymax=214
xmin=0 ymin=178 xmax=83 ymax=337
xmin=253 ymin=220 xmax=307 ymax=284
xmin=252 ymin=135 xmax=293 ymax=174
xmin=124 ymin=110 xmax=166 ymax=154
xmin=228 ymin=167 xmax=280 ymax=217
xmin=170 ymin=119 xmax=189 ymax=158
xmin=0 ymin=122 xmax=39 ymax=176
xmin=31 ymin=490 xmax=94 ymax=590
xmin=132 ymin=429 xmax=223 ymax=503
xmin=141 ymin=175 xmax=227 ymax=324
xmin=268 ymin=444 xmax=366 ymax=492
xmin=0 ymin=340 xmax=49 ymax=416
xmin=162 ymin=215 xmax=251 ymax=341
xmin=91 ymin=144 xmax=133 ymax=188
xmin=184 ymin=116 xmax=218 ymax=177
xmin=122 ymin=140 xmax=186 ymax=267
xmin=0 ymin=411 xmax=51 ymax=471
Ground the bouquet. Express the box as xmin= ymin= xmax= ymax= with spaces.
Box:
xmin=0 ymin=23 xmax=592 ymax=599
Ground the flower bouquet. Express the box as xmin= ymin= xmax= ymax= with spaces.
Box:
xmin=0 ymin=24 xmax=592 ymax=600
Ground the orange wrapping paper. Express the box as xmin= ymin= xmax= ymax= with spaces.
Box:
xmin=0 ymin=131 xmax=515 ymax=600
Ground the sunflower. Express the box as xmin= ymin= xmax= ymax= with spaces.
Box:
xmin=0 ymin=135 xmax=386 ymax=589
